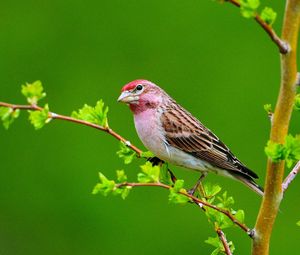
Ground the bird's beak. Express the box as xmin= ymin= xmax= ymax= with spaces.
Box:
xmin=117 ymin=91 xmax=138 ymax=103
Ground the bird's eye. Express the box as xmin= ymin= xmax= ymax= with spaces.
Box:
xmin=136 ymin=84 xmax=143 ymax=91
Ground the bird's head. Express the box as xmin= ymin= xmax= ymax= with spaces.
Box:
xmin=118 ymin=79 xmax=163 ymax=113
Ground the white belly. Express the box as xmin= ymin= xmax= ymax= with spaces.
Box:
xmin=133 ymin=109 xmax=212 ymax=173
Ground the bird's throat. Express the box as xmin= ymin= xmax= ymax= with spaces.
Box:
xmin=129 ymin=100 xmax=158 ymax=114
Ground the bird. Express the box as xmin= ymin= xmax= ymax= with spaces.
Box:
xmin=117 ymin=79 xmax=263 ymax=196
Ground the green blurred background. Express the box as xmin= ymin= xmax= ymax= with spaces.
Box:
xmin=0 ymin=1 xmax=299 ymax=254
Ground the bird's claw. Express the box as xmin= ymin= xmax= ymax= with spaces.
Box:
xmin=147 ymin=157 xmax=164 ymax=166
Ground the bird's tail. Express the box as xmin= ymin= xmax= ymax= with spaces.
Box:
xmin=232 ymin=173 xmax=264 ymax=196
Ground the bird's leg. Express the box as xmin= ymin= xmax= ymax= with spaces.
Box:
xmin=168 ymin=169 xmax=177 ymax=183
xmin=188 ymin=173 xmax=207 ymax=196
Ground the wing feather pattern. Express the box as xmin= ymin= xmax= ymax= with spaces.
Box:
xmin=160 ymin=102 xmax=258 ymax=179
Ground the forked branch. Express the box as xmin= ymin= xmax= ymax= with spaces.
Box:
xmin=116 ymin=182 xmax=251 ymax=234
xmin=0 ymin=101 xmax=251 ymax=235
xmin=226 ymin=0 xmax=289 ymax=54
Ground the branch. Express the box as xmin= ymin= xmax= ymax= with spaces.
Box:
xmin=1 ymin=100 xmax=252 ymax=237
xmin=216 ymin=228 xmax=232 ymax=255
xmin=253 ymin=0 xmax=300 ymax=254
xmin=282 ymin=161 xmax=300 ymax=192
xmin=0 ymin=102 xmax=142 ymax=155
xmin=1 ymin=100 xmax=254 ymax=241
xmin=116 ymin=182 xmax=252 ymax=235
xmin=225 ymin=0 xmax=290 ymax=54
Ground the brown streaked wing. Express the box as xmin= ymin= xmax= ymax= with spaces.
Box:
xmin=160 ymin=103 xmax=258 ymax=179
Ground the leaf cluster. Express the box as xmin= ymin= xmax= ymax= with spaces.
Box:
xmin=1 ymin=81 xmax=51 ymax=129
xmin=294 ymin=94 xmax=300 ymax=111
xmin=72 ymin=100 xmax=109 ymax=127
xmin=203 ymin=184 xmax=244 ymax=224
xmin=202 ymin=183 xmax=243 ymax=254
xmin=168 ymin=180 xmax=191 ymax=204
xmin=21 ymin=80 xmax=46 ymax=105
xmin=92 ymin=170 xmax=131 ymax=200
xmin=265 ymin=134 xmax=300 ymax=167
xmin=239 ymin=0 xmax=276 ymax=25
xmin=137 ymin=161 xmax=160 ymax=183
xmin=116 ymin=142 xmax=136 ymax=164
xmin=29 ymin=104 xmax=51 ymax=129
xmin=205 ymin=235 xmax=235 ymax=255
xmin=0 ymin=107 xmax=20 ymax=129
xmin=263 ymin=104 xmax=272 ymax=114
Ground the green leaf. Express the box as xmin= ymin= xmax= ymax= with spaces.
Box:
xmin=137 ymin=161 xmax=160 ymax=183
xmin=263 ymin=103 xmax=272 ymax=113
xmin=159 ymin=163 xmax=173 ymax=185
xmin=172 ymin=179 xmax=185 ymax=192
xmin=120 ymin=186 xmax=131 ymax=199
xmin=116 ymin=170 xmax=127 ymax=183
xmin=28 ymin=104 xmax=50 ymax=130
xmin=205 ymin=207 xmax=221 ymax=225
xmin=72 ymin=100 xmax=109 ymax=127
xmin=116 ymin=142 xmax=136 ymax=164
xmin=168 ymin=180 xmax=190 ymax=204
xmin=92 ymin=172 xmax=116 ymax=196
xmin=205 ymin=236 xmax=222 ymax=249
xmin=204 ymin=183 xmax=222 ymax=198
xmin=204 ymin=190 xmax=238 ymax=229
xmin=21 ymin=80 xmax=46 ymax=105
xmin=113 ymin=185 xmax=132 ymax=199
xmin=205 ymin=206 xmax=233 ymax=229
xmin=228 ymin=241 xmax=235 ymax=253
xmin=294 ymin=94 xmax=300 ymax=111
xmin=265 ymin=135 xmax=300 ymax=166
xmin=265 ymin=140 xmax=285 ymax=162
xmin=0 ymin=107 xmax=20 ymax=129
xmin=240 ymin=0 xmax=260 ymax=18
xmin=112 ymin=170 xmax=131 ymax=199
xmin=217 ymin=191 xmax=234 ymax=210
xmin=140 ymin=151 xmax=155 ymax=158
xmin=211 ymin=249 xmax=221 ymax=255
xmin=297 ymin=220 xmax=300 ymax=227
xmin=205 ymin=236 xmax=223 ymax=255
xmin=284 ymin=134 xmax=300 ymax=168
xmin=168 ymin=190 xmax=190 ymax=204
xmin=234 ymin=209 xmax=245 ymax=223
xmin=260 ymin=7 xmax=277 ymax=26
xmin=219 ymin=216 xmax=234 ymax=229
xmin=205 ymin=235 xmax=235 ymax=255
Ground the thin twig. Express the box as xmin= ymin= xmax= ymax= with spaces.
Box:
xmin=216 ymin=228 xmax=232 ymax=255
xmin=0 ymin=102 xmax=142 ymax=155
xmin=117 ymin=182 xmax=251 ymax=234
xmin=225 ymin=0 xmax=289 ymax=54
xmin=282 ymin=161 xmax=300 ymax=192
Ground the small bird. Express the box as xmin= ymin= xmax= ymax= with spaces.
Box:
xmin=118 ymin=79 xmax=263 ymax=196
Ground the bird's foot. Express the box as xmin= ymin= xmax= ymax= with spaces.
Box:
xmin=147 ymin=157 xmax=164 ymax=166
xmin=147 ymin=157 xmax=177 ymax=184
xmin=187 ymin=186 xmax=198 ymax=196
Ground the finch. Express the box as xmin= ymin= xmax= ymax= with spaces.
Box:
xmin=118 ymin=79 xmax=263 ymax=195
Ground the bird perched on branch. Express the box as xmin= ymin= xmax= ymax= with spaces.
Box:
xmin=118 ymin=79 xmax=263 ymax=196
